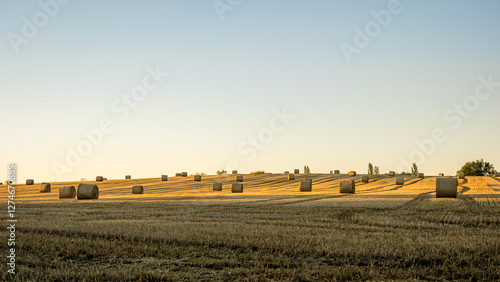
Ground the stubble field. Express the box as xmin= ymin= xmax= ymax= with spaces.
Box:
xmin=1 ymin=173 xmax=499 ymax=280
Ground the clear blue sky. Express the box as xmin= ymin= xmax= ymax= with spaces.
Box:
xmin=1 ymin=0 xmax=499 ymax=182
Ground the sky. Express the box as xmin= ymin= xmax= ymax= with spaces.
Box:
xmin=1 ymin=0 xmax=499 ymax=183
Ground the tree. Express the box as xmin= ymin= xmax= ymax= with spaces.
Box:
xmin=216 ymin=170 xmax=227 ymax=175
xmin=368 ymin=163 xmax=374 ymax=175
xmin=458 ymin=159 xmax=495 ymax=176
xmin=304 ymin=165 xmax=311 ymax=174
xmin=374 ymin=166 xmax=380 ymax=175
xmin=411 ymin=163 xmax=418 ymax=175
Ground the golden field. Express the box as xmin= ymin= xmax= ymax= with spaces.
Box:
xmin=1 ymin=173 xmax=499 ymax=280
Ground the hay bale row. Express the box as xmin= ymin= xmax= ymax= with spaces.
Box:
xmin=125 ymin=175 xmax=131 ymax=179
xmin=348 ymin=171 xmax=356 ymax=176
xmin=77 ymin=184 xmax=99 ymax=200
xmin=162 ymin=175 xmax=168 ymax=181
xmin=26 ymin=179 xmax=34 ymax=185
xmin=288 ymin=174 xmax=295 ymax=181
xmin=40 ymin=183 xmax=51 ymax=193
xmin=194 ymin=175 xmax=201 ymax=181
xmin=388 ymin=171 xmax=395 ymax=177
xmin=395 ymin=177 xmax=404 ymax=185
xmin=236 ymin=175 xmax=243 ymax=182
xmin=96 ymin=176 xmax=104 ymax=182
xmin=339 ymin=179 xmax=355 ymax=193
xmin=300 ymin=181 xmax=312 ymax=192
xmin=132 ymin=185 xmax=144 ymax=194
xmin=360 ymin=176 xmax=369 ymax=183
xmin=284 ymin=171 xmax=289 ymax=174
xmin=213 ymin=182 xmax=222 ymax=191
xmin=59 ymin=186 xmax=76 ymax=198
xmin=436 ymin=178 xmax=457 ymax=198
xmin=232 ymin=183 xmax=243 ymax=193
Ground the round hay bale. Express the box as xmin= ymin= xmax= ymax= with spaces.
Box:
xmin=125 ymin=175 xmax=131 ymax=179
xmin=161 ymin=175 xmax=168 ymax=181
xmin=103 ymin=178 xmax=107 ymax=181
xmin=284 ymin=171 xmax=289 ymax=174
xmin=294 ymin=169 xmax=300 ymax=174
xmin=194 ymin=175 xmax=201 ymax=181
xmin=59 ymin=186 xmax=76 ymax=199
xmin=236 ymin=175 xmax=243 ymax=182
xmin=395 ymin=177 xmax=404 ymax=185
xmin=438 ymin=173 xmax=444 ymax=176
xmin=213 ymin=182 xmax=222 ymax=191
xmin=348 ymin=171 xmax=356 ymax=176
xmin=334 ymin=170 xmax=340 ymax=174
xmin=458 ymin=172 xmax=465 ymax=179
xmin=495 ymin=171 xmax=499 ymax=177
xmin=77 ymin=184 xmax=99 ymax=200
xmin=26 ymin=179 xmax=34 ymax=185
xmin=96 ymin=176 xmax=103 ymax=182
xmin=132 ymin=185 xmax=144 ymax=194
xmin=288 ymin=174 xmax=295 ymax=181
xmin=231 ymin=183 xmax=243 ymax=193
xmin=181 ymin=172 xmax=187 ymax=177
xmin=330 ymin=170 xmax=333 ymax=174
xmin=232 ymin=170 xmax=238 ymax=175
xmin=40 ymin=183 xmax=51 ymax=193
xmin=388 ymin=171 xmax=395 ymax=177
xmin=175 ymin=173 xmax=181 ymax=177
xmin=300 ymin=181 xmax=312 ymax=192
xmin=436 ymin=178 xmax=457 ymax=198
xmin=339 ymin=179 xmax=355 ymax=193
xmin=360 ymin=176 xmax=369 ymax=183
xmin=417 ymin=173 xmax=424 ymax=178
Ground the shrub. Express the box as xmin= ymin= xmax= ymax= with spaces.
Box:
xmin=304 ymin=166 xmax=311 ymax=174
xmin=411 ymin=163 xmax=418 ymax=175
xmin=458 ymin=159 xmax=495 ymax=176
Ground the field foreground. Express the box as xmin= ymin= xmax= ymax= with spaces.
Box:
xmin=1 ymin=174 xmax=500 ymax=280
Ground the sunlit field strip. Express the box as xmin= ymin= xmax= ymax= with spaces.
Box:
xmin=3 ymin=174 xmax=499 ymax=208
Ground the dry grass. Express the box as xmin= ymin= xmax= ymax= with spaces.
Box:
xmin=1 ymin=174 xmax=499 ymax=280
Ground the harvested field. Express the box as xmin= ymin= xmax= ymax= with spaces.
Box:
xmin=1 ymin=174 xmax=499 ymax=280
